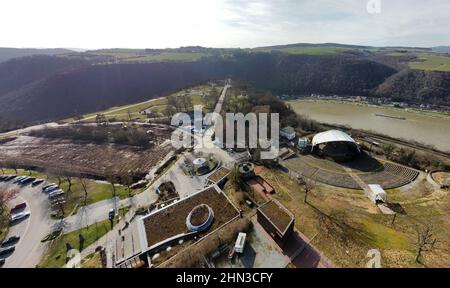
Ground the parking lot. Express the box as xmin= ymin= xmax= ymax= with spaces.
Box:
xmin=0 ymin=176 xmax=56 ymax=268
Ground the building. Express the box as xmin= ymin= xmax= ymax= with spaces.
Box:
xmin=280 ymin=126 xmax=296 ymax=140
xmin=136 ymin=185 xmax=239 ymax=267
xmin=311 ymin=130 xmax=360 ymax=161
xmin=256 ymin=200 xmax=295 ymax=248
xmin=234 ymin=232 xmax=247 ymax=254
xmin=298 ymin=138 xmax=309 ymax=148
xmin=367 ymin=184 xmax=388 ymax=204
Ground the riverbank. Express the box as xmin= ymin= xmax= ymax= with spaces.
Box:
xmin=289 ymin=99 xmax=450 ymax=152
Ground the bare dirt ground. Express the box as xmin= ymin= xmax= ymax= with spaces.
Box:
xmin=0 ymin=135 xmax=173 ymax=179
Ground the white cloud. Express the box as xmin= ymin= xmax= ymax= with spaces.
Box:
xmin=0 ymin=0 xmax=449 ymax=48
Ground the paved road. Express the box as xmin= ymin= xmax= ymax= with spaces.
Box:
xmin=1 ymin=182 xmax=56 ymax=268
xmin=0 ymin=122 xmax=59 ymax=139
xmin=62 ymin=197 xmax=133 ymax=234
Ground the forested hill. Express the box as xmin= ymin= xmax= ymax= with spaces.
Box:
xmin=0 ymin=47 xmax=449 ymax=123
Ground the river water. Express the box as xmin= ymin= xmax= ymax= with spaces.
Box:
xmin=289 ymin=100 xmax=450 ymax=152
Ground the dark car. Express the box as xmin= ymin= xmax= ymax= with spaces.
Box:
xmin=31 ymin=179 xmax=44 ymax=186
xmin=0 ymin=246 xmax=15 ymax=257
xmin=11 ymin=202 xmax=26 ymax=213
xmin=20 ymin=177 xmax=35 ymax=185
xmin=0 ymin=258 xmax=5 ymax=267
xmin=1 ymin=236 xmax=20 ymax=247
xmin=4 ymin=176 xmax=16 ymax=182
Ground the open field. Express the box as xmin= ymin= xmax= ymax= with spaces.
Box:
xmin=257 ymin=167 xmax=450 ymax=267
xmin=0 ymin=135 xmax=173 ymax=180
xmin=409 ymin=53 xmax=450 ymax=72
xmin=77 ymin=50 xmax=208 ymax=63
xmin=254 ymin=47 xmax=351 ymax=55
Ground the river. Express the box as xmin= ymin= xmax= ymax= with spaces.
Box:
xmin=288 ymin=100 xmax=450 ymax=152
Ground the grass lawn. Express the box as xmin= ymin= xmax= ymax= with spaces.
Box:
xmin=81 ymin=251 xmax=103 ymax=268
xmin=40 ymin=205 xmax=130 ymax=268
xmin=39 ymin=219 xmax=113 ymax=268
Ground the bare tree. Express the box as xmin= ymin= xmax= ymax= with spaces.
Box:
xmin=79 ymin=177 xmax=89 ymax=206
xmin=297 ymin=176 xmax=316 ymax=203
xmin=121 ymin=174 xmax=134 ymax=198
xmin=107 ymin=175 xmax=118 ymax=198
xmin=127 ymin=109 xmax=133 ymax=122
xmin=0 ymin=187 xmax=19 ymax=227
xmin=65 ymin=174 xmax=73 ymax=193
xmin=414 ymin=224 xmax=437 ymax=264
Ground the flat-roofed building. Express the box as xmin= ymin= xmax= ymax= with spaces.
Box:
xmin=256 ymin=200 xmax=295 ymax=248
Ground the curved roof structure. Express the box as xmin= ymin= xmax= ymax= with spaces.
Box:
xmin=312 ymin=130 xmax=356 ymax=147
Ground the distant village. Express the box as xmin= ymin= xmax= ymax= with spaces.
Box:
xmin=278 ymin=93 xmax=450 ymax=114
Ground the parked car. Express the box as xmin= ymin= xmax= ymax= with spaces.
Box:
xmin=13 ymin=176 xmax=26 ymax=184
xmin=20 ymin=177 xmax=35 ymax=185
xmin=11 ymin=202 xmax=26 ymax=213
xmin=42 ymin=184 xmax=54 ymax=190
xmin=0 ymin=246 xmax=15 ymax=257
xmin=108 ymin=209 xmax=115 ymax=220
xmin=1 ymin=236 xmax=20 ymax=247
xmin=48 ymin=190 xmax=65 ymax=199
xmin=10 ymin=211 xmax=30 ymax=222
xmin=3 ymin=175 xmax=16 ymax=182
xmin=31 ymin=179 xmax=44 ymax=186
xmin=43 ymin=185 xmax=58 ymax=193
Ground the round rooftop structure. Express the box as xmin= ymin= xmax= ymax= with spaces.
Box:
xmin=238 ymin=162 xmax=255 ymax=179
xmin=193 ymin=158 xmax=207 ymax=169
xmin=186 ymin=204 xmax=214 ymax=232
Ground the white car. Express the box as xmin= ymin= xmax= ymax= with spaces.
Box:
xmin=10 ymin=211 xmax=31 ymax=222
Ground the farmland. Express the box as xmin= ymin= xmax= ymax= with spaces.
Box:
xmin=409 ymin=53 xmax=450 ymax=72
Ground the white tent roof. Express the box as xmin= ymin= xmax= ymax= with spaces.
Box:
xmin=312 ymin=130 xmax=356 ymax=147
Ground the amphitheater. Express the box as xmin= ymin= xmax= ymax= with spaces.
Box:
xmin=283 ymin=153 xmax=420 ymax=190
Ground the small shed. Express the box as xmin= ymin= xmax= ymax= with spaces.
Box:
xmin=281 ymin=126 xmax=296 ymax=141
xmin=234 ymin=232 xmax=247 ymax=254
xmin=367 ymin=184 xmax=388 ymax=204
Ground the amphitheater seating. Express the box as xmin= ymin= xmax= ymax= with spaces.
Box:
xmin=283 ymin=156 xmax=419 ymax=190
xmin=359 ymin=163 xmax=419 ymax=189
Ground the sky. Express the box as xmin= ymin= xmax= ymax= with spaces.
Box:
xmin=1 ymin=0 xmax=450 ymax=49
